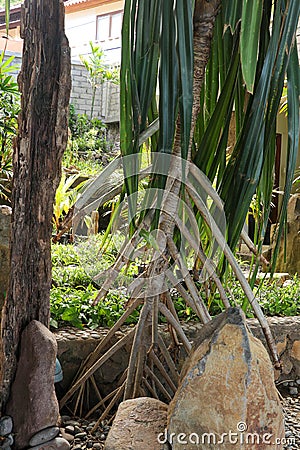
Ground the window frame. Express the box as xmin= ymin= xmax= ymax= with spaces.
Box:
xmin=96 ymin=10 xmax=123 ymax=41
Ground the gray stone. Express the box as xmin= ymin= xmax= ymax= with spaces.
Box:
xmin=59 ymin=429 xmax=74 ymax=443
xmin=29 ymin=437 xmax=70 ymax=450
xmin=104 ymin=397 xmax=168 ymax=450
xmin=74 ymin=432 xmax=87 ymax=439
xmin=0 ymin=416 xmax=13 ymax=436
xmin=168 ymin=308 xmax=285 ymax=450
xmin=64 ymin=425 xmax=75 ymax=435
xmin=6 ymin=320 xmax=59 ymax=449
xmin=29 ymin=426 xmax=60 ymax=446
xmin=289 ymin=386 xmax=298 ymax=396
xmin=1 ymin=434 xmax=14 ymax=449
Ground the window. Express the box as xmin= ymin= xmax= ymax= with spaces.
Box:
xmin=96 ymin=11 xmax=123 ymax=41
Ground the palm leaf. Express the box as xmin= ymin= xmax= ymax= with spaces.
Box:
xmin=240 ymin=0 xmax=263 ymax=93
xmin=220 ymin=0 xmax=300 ymax=250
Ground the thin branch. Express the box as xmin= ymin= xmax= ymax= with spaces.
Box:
xmin=149 ymin=349 xmax=178 ymax=394
xmin=143 ymin=377 xmax=159 ymax=399
xmin=85 ymin=369 xmax=128 ymax=419
xmin=79 ymin=296 xmax=142 ymax=373
xmin=158 ymin=335 xmax=180 ymax=383
xmin=158 ymin=302 xmax=192 ymax=353
xmin=144 ymin=365 xmax=172 ymax=402
xmin=167 ymin=237 xmax=211 ymax=323
xmin=187 ymin=186 xmax=280 ymax=366
xmin=124 ymin=300 xmax=152 ymax=400
xmin=240 ymin=228 xmax=270 ymax=266
xmin=152 ymin=295 xmax=159 ymax=347
xmin=176 ymin=208 xmax=231 ymax=309
xmin=91 ymin=380 xmax=126 ymax=433
xmin=60 ymin=328 xmax=135 ymax=408
xmin=133 ymin=343 xmax=148 ymax=398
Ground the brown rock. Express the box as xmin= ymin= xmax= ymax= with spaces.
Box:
xmin=29 ymin=437 xmax=70 ymax=450
xmin=6 ymin=320 xmax=59 ymax=449
xmin=168 ymin=308 xmax=285 ymax=450
xmin=290 ymin=340 xmax=300 ymax=376
xmin=104 ymin=397 xmax=168 ymax=450
xmin=291 ymin=340 xmax=300 ymax=361
xmin=276 ymin=337 xmax=287 ymax=356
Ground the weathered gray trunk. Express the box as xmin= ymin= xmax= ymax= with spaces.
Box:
xmin=0 ymin=0 xmax=71 ymax=412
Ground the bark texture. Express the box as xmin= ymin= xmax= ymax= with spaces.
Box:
xmin=123 ymin=0 xmax=222 ymax=400
xmin=0 ymin=0 xmax=71 ymax=411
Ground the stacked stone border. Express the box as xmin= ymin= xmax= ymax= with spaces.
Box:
xmin=55 ymin=316 xmax=300 ymax=399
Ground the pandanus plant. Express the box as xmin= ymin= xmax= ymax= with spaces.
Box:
xmin=61 ymin=0 xmax=300 ymax=418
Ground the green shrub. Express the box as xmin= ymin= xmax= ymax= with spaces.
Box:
xmin=67 ymin=105 xmax=111 ymax=160
xmin=51 ymin=238 xmax=140 ymax=329
xmin=51 ymin=239 xmax=300 ymax=330
xmin=0 ymin=52 xmax=20 ymax=203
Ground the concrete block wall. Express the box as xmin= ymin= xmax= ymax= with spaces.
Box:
xmin=4 ymin=51 xmax=120 ymax=123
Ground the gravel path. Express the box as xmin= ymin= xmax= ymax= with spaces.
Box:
xmin=282 ymin=395 xmax=300 ymax=449
xmin=58 ymin=394 xmax=300 ymax=449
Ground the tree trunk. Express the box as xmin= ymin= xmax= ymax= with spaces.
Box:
xmin=0 ymin=0 xmax=71 ymax=412
xmin=123 ymin=0 xmax=222 ymax=400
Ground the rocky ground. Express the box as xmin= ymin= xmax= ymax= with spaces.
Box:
xmin=281 ymin=395 xmax=300 ymax=449
xmin=58 ymin=393 xmax=300 ymax=450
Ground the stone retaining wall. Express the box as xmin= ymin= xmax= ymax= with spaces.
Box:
xmin=54 ymin=316 xmax=300 ymax=399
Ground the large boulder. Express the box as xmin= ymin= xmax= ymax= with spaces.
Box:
xmin=6 ymin=320 xmax=59 ymax=449
xmin=0 ymin=205 xmax=11 ymax=311
xmin=104 ymin=397 xmax=168 ymax=450
xmin=168 ymin=308 xmax=284 ymax=449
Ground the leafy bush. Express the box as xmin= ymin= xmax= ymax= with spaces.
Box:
xmin=255 ymin=276 xmax=300 ymax=317
xmin=0 ymin=52 xmax=20 ymax=202
xmin=51 ymin=238 xmax=140 ymax=329
xmin=51 ymin=238 xmax=300 ymax=330
xmin=67 ymin=105 xmax=111 ymax=161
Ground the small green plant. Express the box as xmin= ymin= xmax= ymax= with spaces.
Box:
xmin=256 ymin=275 xmax=300 ymax=317
xmin=53 ymin=172 xmax=89 ymax=237
xmin=80 ymin=41 xmax=119 ymax=119
xmin=0 ymin=51 xmax=20 ymax=203
xmin=65 ymin=105 xmax=113 ymax=170
xmin=50 ymin=239 xmax=140 ymax=329
xmin=51 ymin=238 xmax=300 ymax=330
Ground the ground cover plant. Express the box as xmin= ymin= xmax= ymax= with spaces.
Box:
xmin=0 ymin=51 xmax=20 ymax=203
xmin=50 ymin=237 xmax=300 ymax=329
xmin=50 ymin=237 xmax=141 ymax=329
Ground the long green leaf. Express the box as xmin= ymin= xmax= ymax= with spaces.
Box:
xmin=120 ymin=0 xmax=137 ymax=231
xmin=175 ymin=0 xmax=194 ymax=161
xmin=194 ymin=40 xmax=239 ymax=173
xmin=220 ymin=0 xmax=300 ymax=250
xmin=240 ymin=0 xmax=263 ymax=93
xmin=158 ymin=0 xmax=178 ymax=156
xmin=223 ymin=0 xmax=242 ymax=32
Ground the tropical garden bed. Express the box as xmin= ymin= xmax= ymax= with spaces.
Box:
xmin=50 ymin=237 xmax=300 ymax=331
